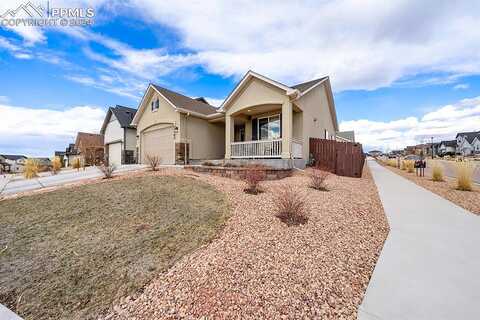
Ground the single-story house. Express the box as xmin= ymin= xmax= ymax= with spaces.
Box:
xmin=456 ymin=131 xmax=480 ymax=156
xmin=100 ymin=105 xmax=137 ymax=167
xmin=438 ymin=140 xmax=456 ymax=156
xmin=74 ymin=132 xmax=104 ymax=166
xmin=0 ymin=154 xmax=27 ymax=173
xmin=131 ymin=70 xmax=342 ymax=168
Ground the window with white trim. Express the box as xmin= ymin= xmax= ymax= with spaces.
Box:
xmin=151 ymin=97 xmax=159 ymax=111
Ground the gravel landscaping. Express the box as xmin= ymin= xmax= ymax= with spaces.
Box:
xmin=0 ymin=173 xmax=228 ymax=320
xmin=383 ymin=164 xmax=480 ymax=215
xmin=108 ymin=166 xmax=389 ymax=319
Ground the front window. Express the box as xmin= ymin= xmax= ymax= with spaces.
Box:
xmin=258 ymin=115 xmax=280 ymax=140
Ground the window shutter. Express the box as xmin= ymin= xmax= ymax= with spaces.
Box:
xmin=252 ymin=119 xmax=258 ymax=140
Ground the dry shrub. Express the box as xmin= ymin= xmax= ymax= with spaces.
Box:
xmin=100 ymin=164 xmax=116 ymax=179
xmin=275 ymin=185 xmax=308 ymax=226
xmin=244 ymin=164 xmax=266 ymax=194
xmin=455 ymin=162 xmax=474 ymax=191
xmin=51 ymin=156 xmax=62 ymax=175
xmin=387 ymin=159 xmax=398 ymax=167
xmin=405 ymin=160 xmax=415 ymax=173
xmin=431 ymin=163 xmax=444 ymax=182
xmin=310 ymin=169 xmax=329 ymax=191
xmin=23 ymin=159 xmax=39 ymax=179
xmin=146 ymin=154 xmax=160 ymax=171
xmin=72 ymin=158 xmax=82 ymax=171
xmin=400 ymin=160 xmax=406 ymax=170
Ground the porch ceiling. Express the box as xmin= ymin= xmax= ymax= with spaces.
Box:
xmin=230 ymin=103 xmax=281 ymax=117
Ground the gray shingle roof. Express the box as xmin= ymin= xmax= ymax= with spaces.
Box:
xmin=291 ymin=77 xmax=328 ymax=93
xmin=456 ymin=131 xmax=480 ymax=144
xmin=0 ymin=154 xmax=27 ymax=160
xmin=152 ymin=84 xmax=219 ymax=115
xmin=111 ymin=105 xmax=136 ymax=128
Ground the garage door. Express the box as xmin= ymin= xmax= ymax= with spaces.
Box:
xmin=142 ymin=126 xmax=175 ymax=165
xmin=108 ymin=142 xmax=122 ymax=167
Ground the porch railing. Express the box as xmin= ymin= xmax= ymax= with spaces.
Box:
xmin=291 ymin=138 xmax=303 ymax=159
xmin=231 ymin=139 xmax=282 ymax=158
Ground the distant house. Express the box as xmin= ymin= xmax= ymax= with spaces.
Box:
xmin=456 ymin=131 xmax=480 ymax=156
xmin=63 ymin=143 xmax=79 ymax=167
xmin=368 ymin=150 xmax=383 ymax=157
xmin=336 ymin=130 xmax=355 ymax=142
xmin=438 ymin=140 xmax=457 ymax=156
xmin=0 ymin=154 xmax=27 ymax=173
xmin=32 ymin=157 xmax=52 ymax=170
xmin=54 ymin=151 xmax=66 ymax=166
xmin=74 ymin=132 xmax=104 ymax=166
xmin=100 ymin=105 xmax=137 ymax=167
xmin=473 ymin=136 xmax=480 ymax=155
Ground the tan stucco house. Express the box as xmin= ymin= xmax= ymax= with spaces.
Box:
xmin=132 ymin=70 xmax=343 ymax=167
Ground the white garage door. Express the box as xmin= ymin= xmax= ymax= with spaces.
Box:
xmin=108 ymin=142 xmax=122 ymax=167
xmin=142 ymin=126 xmax=175 ymax=165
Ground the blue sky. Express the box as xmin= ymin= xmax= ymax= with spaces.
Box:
xmin=1 ymin=0 xmax=480 ymax=156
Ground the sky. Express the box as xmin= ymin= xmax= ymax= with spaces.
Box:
xmin=0 ymin=0 xmax=480 ymax=156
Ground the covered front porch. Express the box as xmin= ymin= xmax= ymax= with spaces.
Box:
xmin=225 ymin=103 xmax=303 ymax=159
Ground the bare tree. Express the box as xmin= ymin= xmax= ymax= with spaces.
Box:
xmin=146 ymin=154 xmax=161 ymax=171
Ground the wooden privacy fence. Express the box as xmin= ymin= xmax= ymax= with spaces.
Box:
xmin=309 ymin=138 xmax=365 ymax=178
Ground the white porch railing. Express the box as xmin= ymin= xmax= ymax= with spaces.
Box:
xmin=291 ymin=138 xmax=303 ymax=159
xmin=231 ymin=139 xmax=282 ymax=158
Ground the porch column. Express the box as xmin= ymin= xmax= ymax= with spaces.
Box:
xmin=225 ymin=114 xmax=234 ymax=159
xmin=281 ymin=100 xmax=293 ymax=159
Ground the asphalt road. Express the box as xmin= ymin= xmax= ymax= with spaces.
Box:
xmin=0 ymin=164 xmax=147 ymax=196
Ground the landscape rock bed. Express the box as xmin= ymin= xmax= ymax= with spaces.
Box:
xmin=108 ymin=166 xmax=389 ymax=319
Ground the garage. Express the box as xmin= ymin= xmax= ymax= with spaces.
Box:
xmin=142 ymin=126 xmax=175 ymax=165
xmin=107 ymin=142 xmax=122 ymax=167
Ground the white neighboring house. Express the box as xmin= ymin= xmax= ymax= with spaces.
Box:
xmin=456 ymin=131 xmax=480 ymax=156
xmin=100 ymin=105 xmax=137 ymax=167
xmin=438 ymin=140 xmax=457 ymax=156
xmin=0 ymin=154 xmax=27 ymax=173
xmin=472 ymin=136 xmax=480 ymax=155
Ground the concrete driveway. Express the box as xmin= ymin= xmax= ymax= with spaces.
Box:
xmin=0 ymin=164 xmax=147 ymax=196
xmin=358 ymin=160 xmax=480 ymax=320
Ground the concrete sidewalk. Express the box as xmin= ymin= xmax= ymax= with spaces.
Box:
xmin=358 ymin=160 xmax=480 ymax=320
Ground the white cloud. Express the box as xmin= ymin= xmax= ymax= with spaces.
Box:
xmin=340 ymin=96 xmax=480 ymax=151
xmin=0 ymin=104 xmax=105 ymax=156
xmin=125 ymin=0 xmax=480 ymax=91
xmin=454 ymin=83 xmax=470 ymax=90
xmin=204 ymin=97 xmax=224 ymax=108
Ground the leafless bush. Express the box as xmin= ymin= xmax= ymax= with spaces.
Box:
xmin=100 ymin=164 xmax=116 ymax=179
xmin=23 ymin=159 xmax=39 ymax=179
xmin=310 ymin=169 xmax=329 ymax=191
xmin=244 ymin=164 xmax=266 ymax=194
xmin=146 ymin=154 xmax=160 ymax=171
xmin=275 ymin=185 xmax=308 ymax=226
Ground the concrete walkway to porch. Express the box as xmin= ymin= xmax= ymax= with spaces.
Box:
xmin=358 ymin=160 xmax=480 ymax=320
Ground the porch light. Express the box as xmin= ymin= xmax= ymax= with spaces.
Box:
xmin=247 ymin=109 xmax=251 ymax=112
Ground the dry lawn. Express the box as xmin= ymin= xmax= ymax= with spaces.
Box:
xmin=0 ymin=174 xmax=229 ymax=320
xmin=109 ymin=166 xmax=389 ymax=319
xmin=383 ymin=164 xmax=480 ymax=215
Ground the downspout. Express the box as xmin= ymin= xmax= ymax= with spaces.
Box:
xmin=185 ymin=112 xmax=190 ymax=165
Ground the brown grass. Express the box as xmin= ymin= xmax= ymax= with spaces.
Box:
xmin=455 ymin=162 xmax=474 ymax=191
xmin=0 ymin=175 xmax=229 ymax=320
xmin=51 ymin=156 xmax=62 ymax=175
xmin=274 ymin=185 xmax=308 ymax=226
xmin=23 ymin=159 xmax=39 ymax=179
xmin=405 ymin=160 xmax=415 ymax=173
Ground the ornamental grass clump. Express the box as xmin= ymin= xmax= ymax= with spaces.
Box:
xmin=431 ymin=163 xmax=444 ymax=182
xmin=455 ymin=162 xmax=474 ymax=191
xmin=72 ymin=157 xmax=82 ymax=171
xmin=243 ymin=164 xmax=266 ymax=194
xmin=405 ymin=160 xmax=415 ymax=173
xmin=23 ymin=159 xmax=39 ymax=179
xmin=309 ymin=168 xmax=329 ymax=191
xmin=275 ymin=185 xmax=308 ymax=226
xmin=51 ymin=156 xmax=62 ymax=175
xmin=400 ymin=160 xmax=406 ymax=170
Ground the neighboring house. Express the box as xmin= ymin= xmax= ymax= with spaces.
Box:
xmin=132 ymin=84 xmax=225 ymax=165
xmin=74 ymin=132 xmax=104 ymax=166
xmin=54 ymin=151 xmax=66 ymax=166
xmin=472 ymin=136 xmax=480 ymax=155
xmin=336 ymin=131 xmax=355 ymax=142
xmin=131 ymin=70 xmax=341 ymax=167
xmin=32 ymin=157 xmax=51 ymax=170
xmin=456 ymin=131 xmax=480 ymax=156
xmin=0 ymin=155 xmax=11 ymax=173
xmin=100 ymin=105 xmax=137 ymax=167
xmin=0 ymin=154 xmax=27 ymax=173
xmin=64 ymin=143 xmax=79 ymax=167
xmin=368 ymin=150 xmax=383 ymax=157
xmin=438 ymin=140 xmax=457 ymax=156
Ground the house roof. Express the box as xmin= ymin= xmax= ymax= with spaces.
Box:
xmin=0 ymin=154 xmax=27 ymax=160
xmin=152 ymin=84 xmax=219 ymax=116
xmin=441 ymin=140 xmax=457 ymax=147
xmin=75 ymin=132 xmax=104 ymax=148
xmin=101 ymin=105 xmax=137 ymax=134
xmin=456 ymin=131 xmax=480 ymax=144
xmin=55 ymin=151 xmax=66 ymax=156
xmin=291 ymin=77 xmax=328 ymax=93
